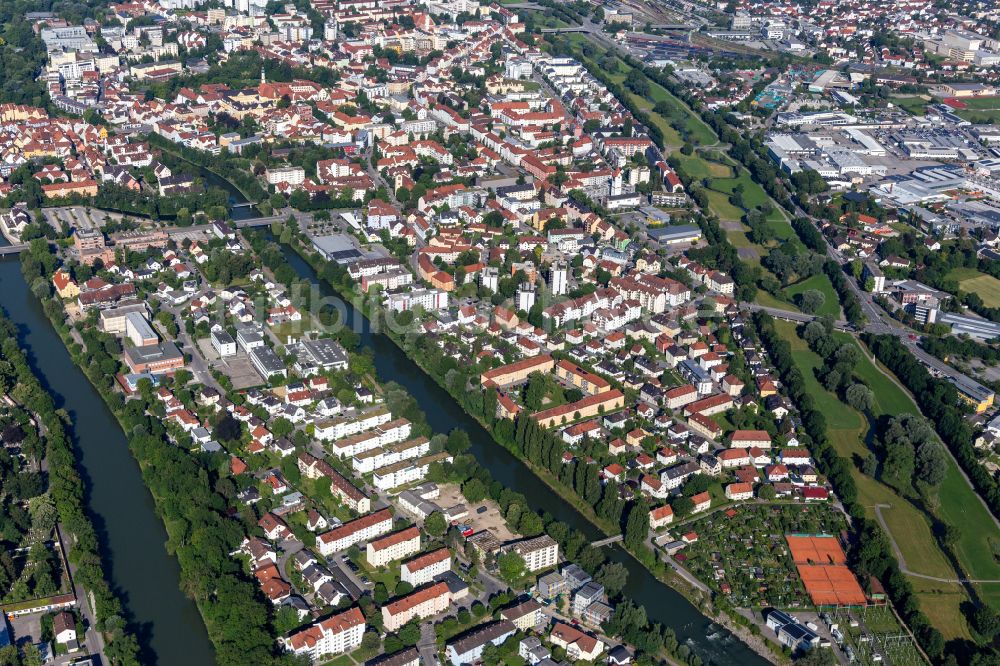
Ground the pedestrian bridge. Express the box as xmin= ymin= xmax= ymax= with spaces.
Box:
xmin=591 ymin=534 xmax=624 ymax=548
xmin=0 ymin=244 xmax=28 ymax=256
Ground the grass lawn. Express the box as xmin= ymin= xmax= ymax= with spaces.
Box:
xmin=957 ymin=109 xmax=1000 ymax=123
xmin=909 ymin=578 xmax=973 ymax=640
xmin=850 ymin=339 xmax=1000 ymax=589
xmin=269 ymin=320 xmax=313 ymax=342
xmin=779 ymin=322 xmax=1000 ymax=622
xmin=673 ymin=152 xmax=733 ymax=180
xmin=321 ymin=654 xmax=355 ymax=666
xmin=889 ymin=96 xmax=930 ymax=116
xmin=710 ymin=174 xmax=770 ymax=209
xmin=754 ymin=289 xmax=799 ymax=312
xmin=947 ymin=267 xmax=1000 ymax=307
xmin=784 ymin=274 xmax=841 ymax=319
xmin=705 ymin=189 xmax=743 ymax=222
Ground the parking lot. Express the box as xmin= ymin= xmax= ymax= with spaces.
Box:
xmin=42 ymin=206 xmax=127 ymax=233
xmin=438 ymin=483 xmax=516 ymax=542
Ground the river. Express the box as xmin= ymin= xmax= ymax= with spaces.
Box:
xmin=0 ymin=251 xmax=216 ymax=665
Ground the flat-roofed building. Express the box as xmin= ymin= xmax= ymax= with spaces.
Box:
xmin=123 ymin=340 xmax=184 ymax=374
xmin=125 ymin=311 xmax=158 ymax=347
xmin=99 ymin=302 xmax=148 ymax=334
xmin=502 ymin=535 xmax=559 ymax=572
xmin=250 ymin=345 xmax=287 ymax=379
xmin=212 ymin=329 xmax=237 ymax=357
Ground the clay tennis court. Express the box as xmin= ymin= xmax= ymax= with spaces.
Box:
xmin=786 ymin=534 xmax=848 ymax=565
xmin=787 ymin=535 xmax=867 ymax=606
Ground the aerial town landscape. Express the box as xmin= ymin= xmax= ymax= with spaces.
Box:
xmin=2 ymin=0 xmax=1000 ymax=665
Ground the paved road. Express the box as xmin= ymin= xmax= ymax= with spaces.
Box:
xmin=417 ymin=621 xmax=439 ymax=665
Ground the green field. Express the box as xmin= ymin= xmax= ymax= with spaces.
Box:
xmin=673 ymin=152 xmax=732 ymax=180
xmin=947 ymin=267 xmax=1000 ymax=307
xmin=704 ymin=189 xmax=743 ymax=222
xmin=889 ymin=95 xmax=930 ymax=117
xmin=784 ymin=274 xmax=841 ymax=319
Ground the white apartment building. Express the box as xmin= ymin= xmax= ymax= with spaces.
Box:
xmin=366 ymin=527 xmax=421 ymax=567
xmin=266 ymin=165 xmax=306 ymax=186
xmin=400 ymin=547 xmax=451 ymax=587
xmin=503 ymin=535 xmax=559 ymax=572
xmin=211 ymin=329 xmax=237 ymax=357
xmin=352 ymin=436 xmax=429 ymax=474
xmin=549 ymin=261 xmax=568 ymax=296
xmin=382 ymin=582 xmax=451 ymax=632
xmin=329 ymin=417 xmax=412 ymax=457
xmin=281 ymin=607 xmax=365 ymax=662
xmin=316 ymin=509 xmax=393 ymax=557
xmin=314 ymin=406 xmax=392 ymax=443
xmin=385 ymin=288 xmax=449 ymax=312
xmin=372 ymin=452 xmax=452 ymax=490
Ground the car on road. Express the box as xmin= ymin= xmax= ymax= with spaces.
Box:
xmin=476 ymin=506 xmax=487 ymax=514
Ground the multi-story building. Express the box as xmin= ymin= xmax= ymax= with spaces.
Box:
xmin=499 ymin=599 xmax=543 ymax=631
xmin=330 ymin=417 xmax=411 ymax=458
xmin=372 ymin=452 xmax=452 ymax=490
xmin=298 ymin=453 xmax=370 ymax=513
xmin=315 ymin=509 xmax=393 ymax=557
xmin=315 ymin=406 xmax=392 ymax=443
xmin=352 ymin=437 xmax=429 ymax=474
xmin=554 ymin=360 xmax=611 ymax=396
xmin=480 ymin=355 xmax=555 ymax=388
xmin=446 ymin=620 xmax=517 ymax=666
xmin=266 ymin=165 xmax=305 ymax=186
xmin=281 ymin=606 xmax=365 ymax=662
xmin=503 ymin=535 xmax=559 ymax=572
xmin=366 ymin=527 xmax=421 ymax=567
xmin=400 ymin=547 xmax=451 ymax=587
xmin=381 ymin=582 xmax=451 ymax=632
xmin=549 ymin=261 xmax=568 ymax=296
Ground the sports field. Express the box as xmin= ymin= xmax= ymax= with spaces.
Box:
xmin=948 ymin=267 xmax=1000 ymax=307
xmin=954 ymin=98 xmax=1000 ymax=124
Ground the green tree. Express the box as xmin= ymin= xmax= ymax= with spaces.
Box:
xmin=497 ymin=551 xmax=527 ymax=584
xmin=624 ymin=502 xmax=650 ymax=550
xmin=424 ymin=511 xmax=447 ymax=537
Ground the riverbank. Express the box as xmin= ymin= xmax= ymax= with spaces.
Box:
xmin=275 ymin=231 xmax=781 ymax=665
xmin=0 ymin=307 xmax=139 ymax=665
